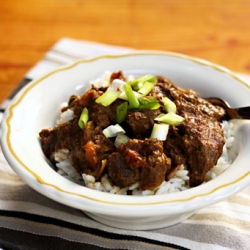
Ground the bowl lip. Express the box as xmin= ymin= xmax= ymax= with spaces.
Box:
xmin=1 ymin=50 xmax=250 ymax=212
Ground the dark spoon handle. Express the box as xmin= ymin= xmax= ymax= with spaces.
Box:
xmin=236 ymin=107 xmax=250 ymax=119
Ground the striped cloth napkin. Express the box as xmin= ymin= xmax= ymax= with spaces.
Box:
xmin=1 ymin=38 xmax=250 ymax=250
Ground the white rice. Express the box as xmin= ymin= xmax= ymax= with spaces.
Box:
xmin=54 ymin=118 xmax=236 ymax=196
xmin=56 ymin=107 xmax=74 ymax=125
xmin=55 ymin=149 xmax=84 ymax=184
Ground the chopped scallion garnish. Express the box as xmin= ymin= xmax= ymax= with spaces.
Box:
xmin=138 ymin=97 xmax=161 ymax=110
xmin=118 ymin=90 xmax=143 ymax=101
xmin=138 ymin=74 xmax=157 ymax=83
xmin=78 ymin=107 xmax=89 ymax=129
xmin=155 ymin=112 xmax=184 ymax=126
xmin=123 ymin=82 xmax=140 ymax=109
xmin=116 ymin=102 xmax=128 ymax=123
xmin=128 ymin=80 xmax=143 ymax=91
xmin=129 ymin=74 xmax=157 ymax=91
xmin=95 ymin=79 xmax=125 ymax=107
xmin=150 ymin=123 xmax=169 ymax=140
xmin=115 ymin=133 xmax=130 ymax=147
xmin=129 ymin=74 xmax=156 ymax=85
xmin=103 ymin=124 xmax=126 ymax=138
xmin=161 ymin=97 xmax=177 ymax=113
xmin=95 ymin=88 xmax=120 ymax=107
xmin=138 ymin=81 xmax=155 ymax=96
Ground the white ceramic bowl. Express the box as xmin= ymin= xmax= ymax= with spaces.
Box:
xmin=1 ymin=51 xmax=250 ymax=230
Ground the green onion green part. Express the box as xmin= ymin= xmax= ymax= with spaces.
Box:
xmin=154 ymin=112 xmax=184 ymax=126
xmin=123 ymin=82 xmax=140 ymax=109
xmin=128 ymin=80 xmax=143 ymax=91
xmin=96 ymin=79 xmax=125 ymax=107
xmin=95 ymin=88 xmax=121 ymax=107
xmin=138 ymin=81 xmax=155 ymax=96
xmin=116 ymin=102 xmax=128 ymax=123
xmin=150 ymin=123 xmax=169 ymax=140
xmin=162 ymin=97 xmax=177 ymax=113
xmin=139 ymin=74 xmax=157 ymax=83
xmin=78 ymin=107 xmax=89 ymax=129
xmin=129 ymin=74 xmax=157 ymax=91
xmin=138 ymin=97 xmax=161 ymax=110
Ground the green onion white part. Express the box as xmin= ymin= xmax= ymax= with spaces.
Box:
xmin=103 ymin=124 xmax=126 ymax=138
xmin=115 ymin=134 xmax=130 ymax=148
xmin=150 ymin=123 xmax=169 ymax=140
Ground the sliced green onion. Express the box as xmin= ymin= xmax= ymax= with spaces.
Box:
xmin=118 ymin=90 xmax=143 ymax=101
xmin=111 ymin=79 xmax=126 ymax=91
xmin=129 ymin=74 xmax=157 ymax=91
xmin=115 ymin=134 xmax=130 ymax=148
xmin=103 ymin=124 xmax=126 ymax=138
xmin=116 ymin=102 xmax=128 ymax=123
xmin=128 ymin=79 xmax=142 ymax=91
xmin=155 ymin=112 xmax=184 ymax=126
xmin=162 ymin=97 xmax=177 ymax=113
xmin=150 ymin=123 xmax=169 ymax=140
xmin=95 ymin=88 xmax=120 ymax=107
xmin=123 ymin=82 xmax=140 ymax=109
xmin=138 ymin=97 xmax=161 ymax=110
xmin=138 ymin=81 xmax=155 ymax=96
xmin=138 ymin=74 xmax=157 ymax=83
xmin=95 ymin=79 xmax=125 ymax=107
xmin=78 ymin=107 xmax=89 ymax=129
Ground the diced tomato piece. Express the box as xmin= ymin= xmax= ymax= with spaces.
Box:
xmin=85 ymin=140 xmax=98 ymax=167
xmin=125 ymin=149 xmax=145 ymax=169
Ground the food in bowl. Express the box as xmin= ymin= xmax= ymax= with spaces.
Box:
xmin=39 ymin=70 xmax=235 ymax=195
xmin=2 ymin=52 xmax=250 ymax=230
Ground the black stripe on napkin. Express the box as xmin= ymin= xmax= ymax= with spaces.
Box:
xmin=0 ymin=228 xmax=106 ymax=250
xmin=0 ymin=78 xmax=33 ymax=114
xmin=7 ymin=78 xmax=33 ymax=100
xmin=0 ymin=210 xmax=190 ymax=250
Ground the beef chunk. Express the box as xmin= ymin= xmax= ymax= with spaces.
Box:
xmin=139 ymin=139 xmax=171 ymax=190
xmin=107 ymin=139 xmax=171 ymax=190
xmin=39 ymin=118 xmax=82 ymax=162
xmin=107 ymin=152 xmax=141 ymax=187
xmin=40 ymin=118 xmax=115 ymax=180
xmin=182 ymin=115 xmax=224 ymax=186
xmin=90 ymin=99 xmax=124 ymax=128
xmin=156 ymin=76 xmax=225 ymax=187
xmin=165 ymin=115 xmax=225 ymax=187
xmin=67 ymin=89 xmax=99 ymax=117
xmin=126 ymin=109 xmax=161 ymax=139
xmin=80 ymin=121 xmax=115 ymax=176
xmin=150 ymin=76 xmax=226 ymax=121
